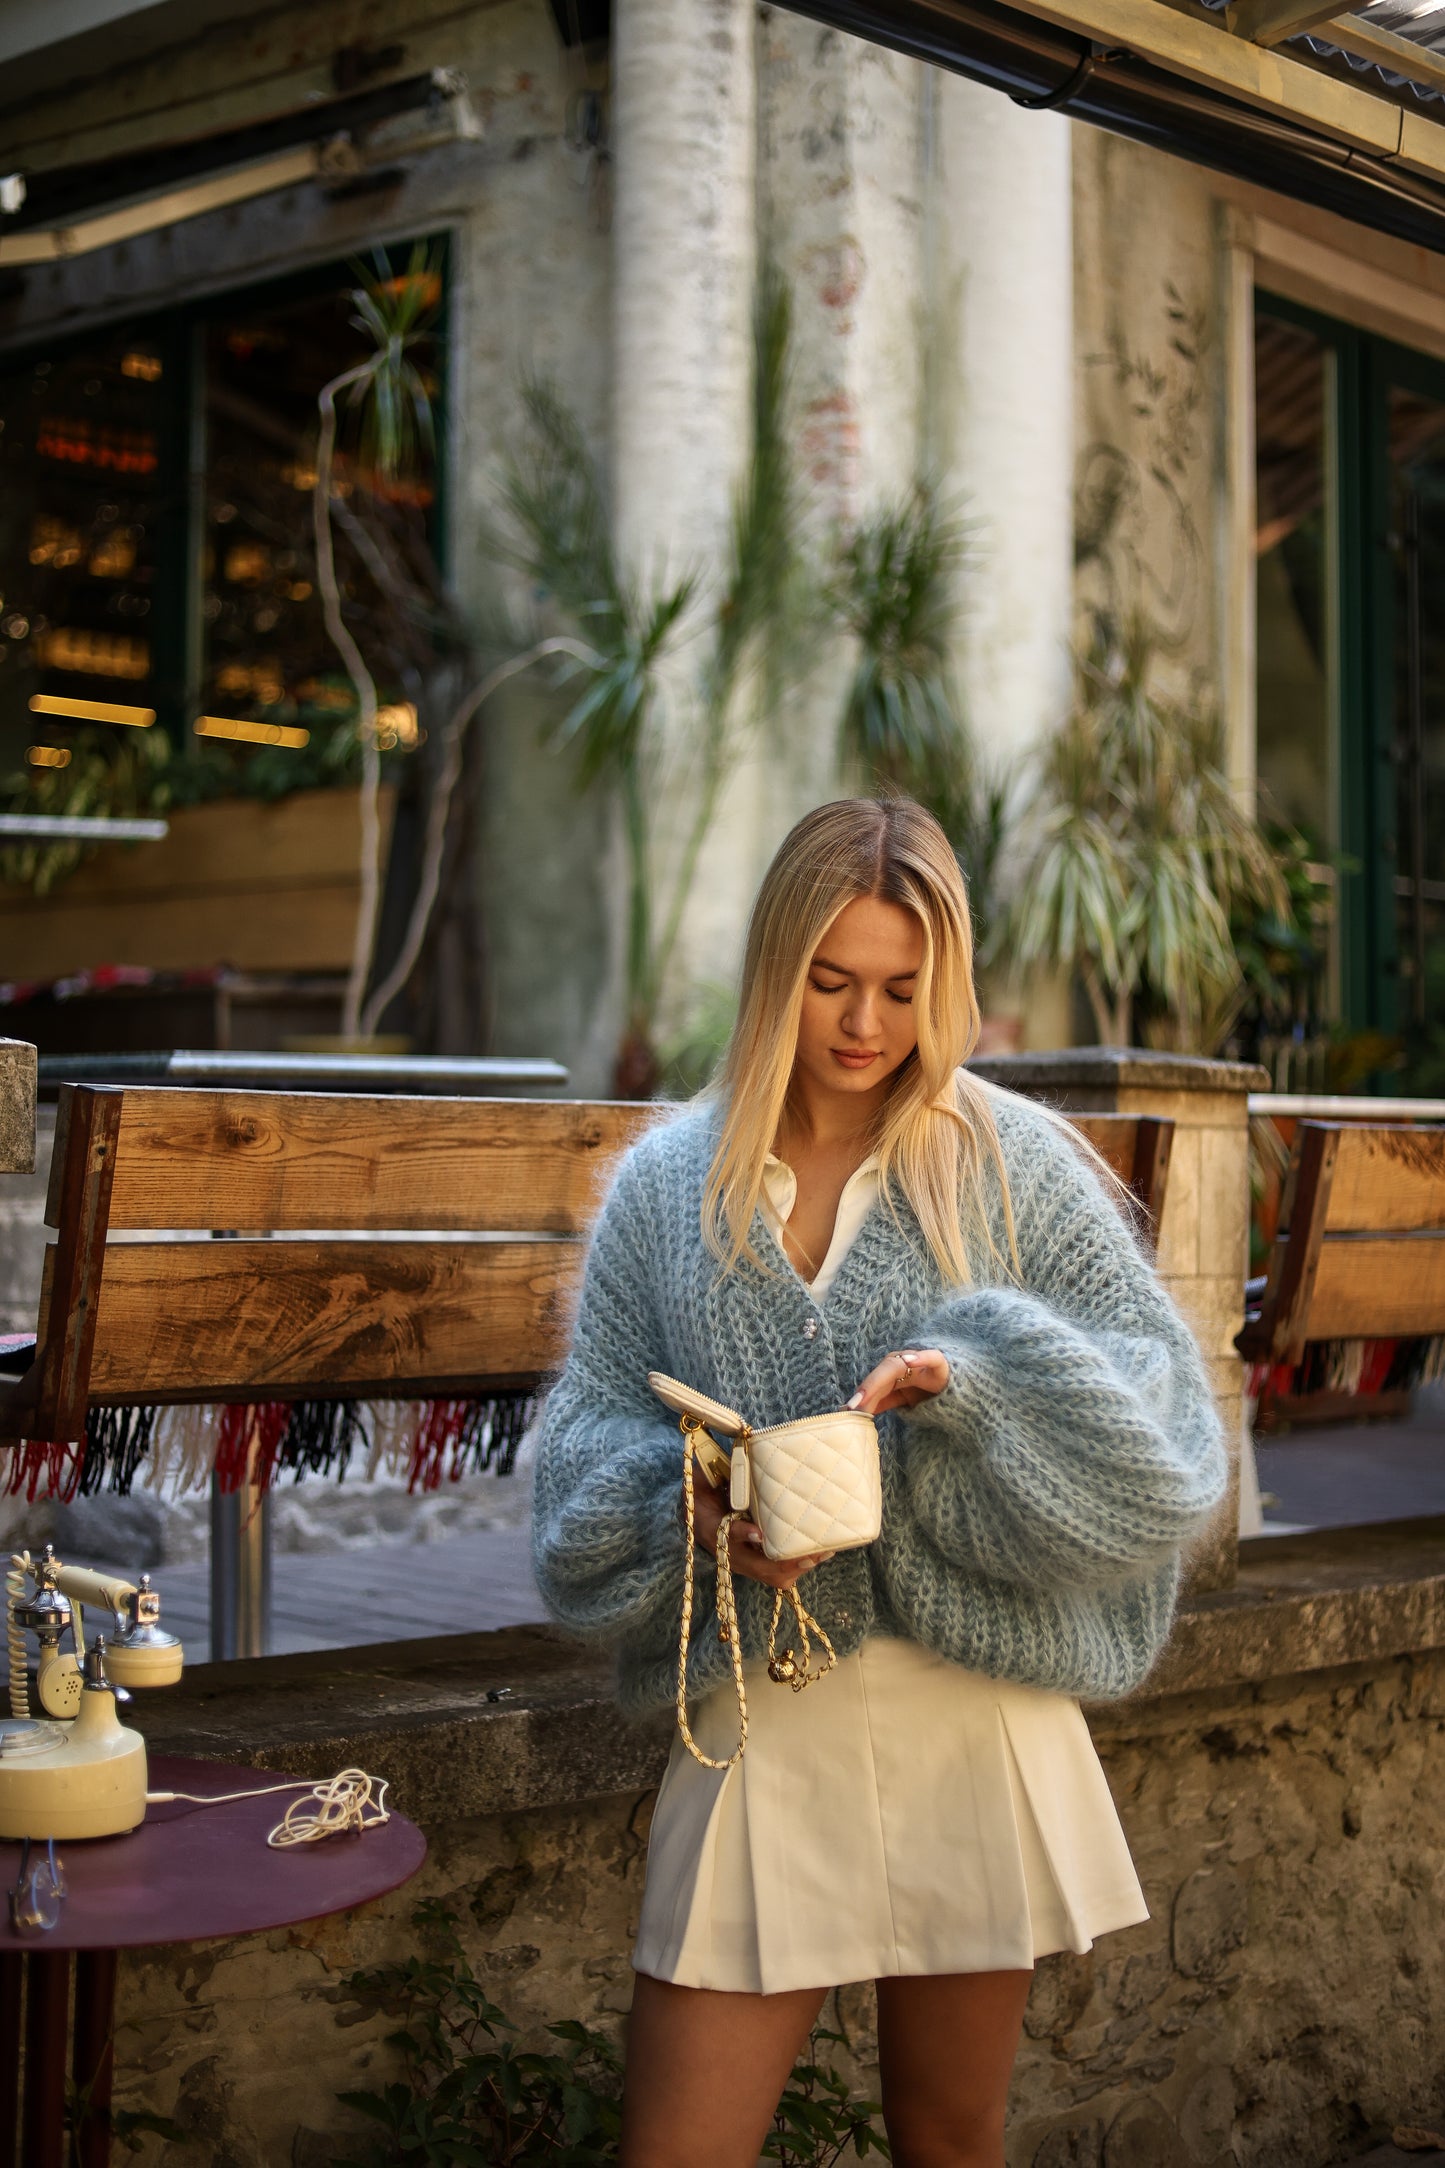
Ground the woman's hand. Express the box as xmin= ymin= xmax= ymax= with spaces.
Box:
xmin=847 ymin=1346 xmax=951 ymax=1415
xmin=690 ymin=1471 xmax=831 ymax=1591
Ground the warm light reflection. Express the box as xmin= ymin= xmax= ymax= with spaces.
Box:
xmin=375 ymin=701 xmax=421 ymax=749
xmin=29 ymin=693 xmax=156 ymax=727
xmin=26 ymin=744 xmax=71 ymax=768
xmin=195 ymin=715 xmax=310 ymax=749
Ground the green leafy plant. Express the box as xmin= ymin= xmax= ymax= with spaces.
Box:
xmin=332 ymin=1900 xmax=622 ymax=2167
xmin=764 ymin=2027 xmax=891 ymax=2167
xmin=1009 ymin=613 xmax=1288 ymax=1051
xmin=332 ymin=1905 xmax=889 ymax=2168
xmin=829 ymin=483 xmax=1010 ymax=960
xmin=498 ymin=264 xmax=805 ymax=1096
xmin=0 ymin=725 xmax=173 ymax=896
xmin=832 ymin=483 xmax=968 ymax=792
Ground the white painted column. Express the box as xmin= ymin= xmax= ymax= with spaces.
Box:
xmin=929 ymin=78 xmax=1075 ymax=1045
xmin=932 ymin=80 xmax=1074 ymax=774
xmin=609 ymin=0 xmax=758 ymax=1008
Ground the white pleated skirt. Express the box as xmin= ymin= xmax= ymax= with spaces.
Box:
xmin=634 ymin=1635 xmax=1148 ymax=1995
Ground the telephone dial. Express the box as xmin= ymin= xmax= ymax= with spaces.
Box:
xmin=1 ymin=1544 xmax=184 ymax=1842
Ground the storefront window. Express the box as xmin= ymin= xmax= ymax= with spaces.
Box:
xmin=0 ymin=249 xmax=440 ymax=796
xmin=1389 ymin=386 xmax=1445 ymax=1089
xmin=0 ymin=330 xmax=172 ymax=771
xmin=1255 ymin=311 xmax=1335 ymax=855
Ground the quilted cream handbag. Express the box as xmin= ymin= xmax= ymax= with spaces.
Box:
xmin=648 ymin=1371 xmax=882 ymax=1770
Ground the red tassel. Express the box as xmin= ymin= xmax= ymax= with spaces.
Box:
xmin=407 ymin=1400 xmax=469 ymax=1494
xmin=249 ymin=1404 xmax=291 ymax=1495
xmin=5 ymin=1440 xmax=84 ymax=1503
xmin=213 ymin=1404 xmax=290 ymax=1494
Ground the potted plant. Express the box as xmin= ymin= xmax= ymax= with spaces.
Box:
xmin=1007 ymin=613 xmax=1287 ymax=1052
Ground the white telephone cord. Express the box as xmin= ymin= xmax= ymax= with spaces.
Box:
xmin=146 ymin=1767 xmax=391 ymax=1849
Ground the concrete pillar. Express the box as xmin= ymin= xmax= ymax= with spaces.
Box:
xmin=970 ymin=1048 xmax=1268 ymax=1593
xmin=609 ymin=0 xmax=759 ymax=1012
xmin=930 ymin=82 xmax=1075 ymax=774
xmin=759 ymin=17 xmax=925 ymax=815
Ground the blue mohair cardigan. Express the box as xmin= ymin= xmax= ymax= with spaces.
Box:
xmin=532 ymin=1085 xmax=1227 ymax=1709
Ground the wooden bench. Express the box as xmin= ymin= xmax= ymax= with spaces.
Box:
xmin=0 ymin=1088 xmax=1174 ymax=1446
xmin=0 ymin=1087 xmax=1173 ymax=1652
xmin=0 ymin=1085 xmax=660 ymax=1449
xmin=1237 ymin=1119 xmax=1445 ymax=1423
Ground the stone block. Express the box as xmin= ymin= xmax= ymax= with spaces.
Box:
xmin=1154 ymin=1125 xmax=1201 ymax=1279
xmin=1197 ymin=1138 xmax=1251 ymax=1282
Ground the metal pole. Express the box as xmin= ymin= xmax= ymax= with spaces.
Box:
xmin=209 ymin=1456 xmax=272 ymax=1662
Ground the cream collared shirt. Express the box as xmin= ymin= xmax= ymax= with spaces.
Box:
xmin=760 ymin=1152 xmax=881 ymax=1303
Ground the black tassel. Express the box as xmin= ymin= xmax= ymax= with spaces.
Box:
xmin=277 ymin=1399 xmax=362 ymax=1484
xmin=79 ymin=1405 xmax=157 ymax=1497
xmin=459 ymin=1389 xmax=538 ymax=1477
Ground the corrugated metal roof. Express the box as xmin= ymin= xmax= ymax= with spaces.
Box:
xmin=1201 ymin=0 xmax=1445 ymax=104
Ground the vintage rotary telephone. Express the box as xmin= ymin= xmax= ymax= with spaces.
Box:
xmin=0 ymin=1544 xmax=184 ymax=1843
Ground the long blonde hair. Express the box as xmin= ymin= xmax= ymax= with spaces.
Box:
xmin=702 ymin=797 xmax=1018 ymax=1283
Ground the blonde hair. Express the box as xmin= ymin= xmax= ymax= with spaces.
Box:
xmin=702 ymin=797 xmax=1019 ymax=1284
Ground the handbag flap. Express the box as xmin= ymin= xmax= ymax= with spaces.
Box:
xmin=648 ymin=1371 xmax=748 ymax=1437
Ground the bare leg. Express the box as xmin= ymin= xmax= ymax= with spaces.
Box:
xmin=620 ymin=1970 xmax=828 ymax=2168
xmin=876 ymin=1970 xmax=1033 ymax=2168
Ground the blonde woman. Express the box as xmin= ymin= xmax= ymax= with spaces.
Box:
xmin=534 ymin=798 xmax=1225 ymax=2168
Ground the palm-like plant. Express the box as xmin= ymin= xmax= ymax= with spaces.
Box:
xmin=500 ymin=266 xmax=804 ymax=1095
xmin=833 ymin=483 xmax=967 ymax=788
xmin=1010 ymin=615 xmax=1287 ymax=1049
xmin=830 ymin=485 xmax=1009 ymax=949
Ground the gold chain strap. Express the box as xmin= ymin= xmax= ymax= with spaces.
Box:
xmin=677 ymin=1423 xmax=748 ymax=1769
xmin=676 ymin=1419 xmax=838 ymax=1771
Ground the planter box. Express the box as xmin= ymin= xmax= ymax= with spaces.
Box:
xmin=0 ymin=787 xmax=394 ymax=982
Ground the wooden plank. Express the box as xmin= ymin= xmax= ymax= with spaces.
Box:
xmin=1014 ymin=0 xmax=1404 ymax=159
xmin=1320 ymin=15 xmax=1445 ymax=100
xmin=84 ymin=1238 xmax=586 ymax=1400
xmin=1304 ymin=1237 xmax=1445 ymax=1341
xmin=1239 ymin=1121 xmax=1339 ymax=1363
xmin=0 ymin=788 xmax=393 ymax=904
xmin=1129 ymin=1116 xmax=1173 ymax=1246
xmin=30 ymin=1088 xmax=121 ymax=1441
xmin=1067 ymin=1114 xmax=1174 ymax=1242
xmin=0 ymin=884 xmax=372 ymax=980
xmin=1227 ymin=0 xmax=1345 ymax=47
xmin=1322 ymin=1125 xmax=1445 ymax=1235
xmin=102 ymin=1092 xmax=663 ymax=1233
xmin=1069 ymin=1114 xmax=1142 ymax=1186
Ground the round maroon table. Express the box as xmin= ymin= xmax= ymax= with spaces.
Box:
xmin=0 ymin=1755 xmax=427 ymax=2168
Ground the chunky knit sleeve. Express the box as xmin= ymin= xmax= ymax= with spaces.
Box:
xmin=894 ymin=1105 xmax=1226 ymax=1593
xmin=531 ymin=1136 xmax=687 ymax=1643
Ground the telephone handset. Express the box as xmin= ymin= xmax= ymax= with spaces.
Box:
xmin=1 ymin=1543 xmax=184 ymax=1842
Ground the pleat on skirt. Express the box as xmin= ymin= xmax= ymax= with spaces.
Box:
xmin=634 ymin=1634 xmax=1148 ymax=1995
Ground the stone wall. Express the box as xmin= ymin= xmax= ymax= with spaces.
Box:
xmin=110 ymin=1517 xmax=1445 ymax=2168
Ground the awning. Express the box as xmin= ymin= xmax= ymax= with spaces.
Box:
xmin=0 ymin=68 xmax=479 ymax=269
xmin=785 ymin=0 xmax=1445 ymax=253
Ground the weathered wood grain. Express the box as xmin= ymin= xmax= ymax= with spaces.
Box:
xmin=84 ymin=1239 xmax=587 ymax=1400
xmin=100 ymin=1093 xmax=664 ymax=1234
xmin=34 ymin=1091 xmax=122 ymax=1440
xmin=1305 ymin=1236 xmax=1445 ymax=1341
xmin=1323 ymin=1124 xmax=1445 ymax=1233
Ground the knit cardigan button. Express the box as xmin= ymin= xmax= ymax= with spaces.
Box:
xmin=801 ymin=1317 xmax=818 ymax=1339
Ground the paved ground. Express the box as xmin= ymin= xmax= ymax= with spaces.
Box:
xmin=1255 ymin=1404 xmax=1445 ymax=1536
xmin=159 ymin=1521 xmax=549 ymax=1659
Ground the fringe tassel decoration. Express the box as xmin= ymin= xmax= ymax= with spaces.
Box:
xmin=1249 ymin=1333 xmax=1445 ymax=1409
xmin=78 ymin=1406 xmax=158 ymax=1497
xmin=4 ymin=1388 xmax=540 ymax=1502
